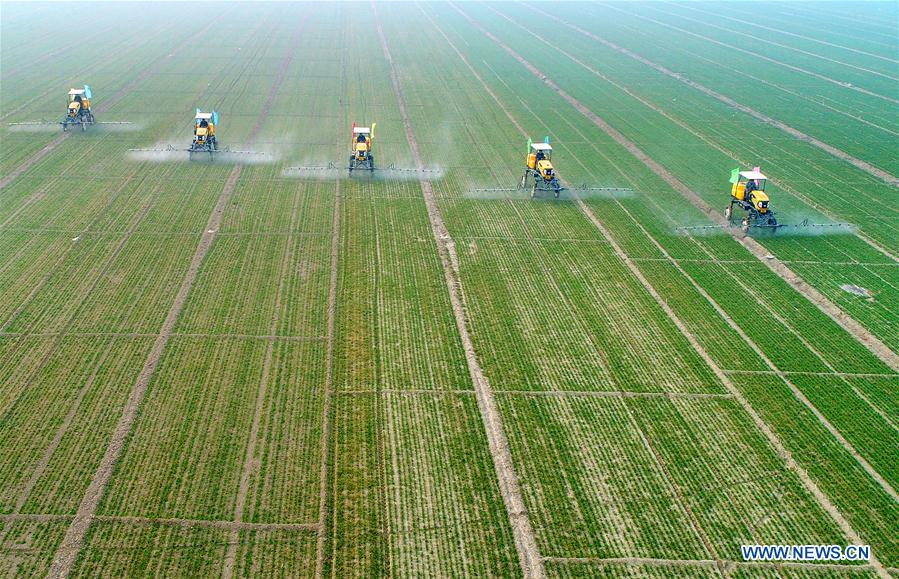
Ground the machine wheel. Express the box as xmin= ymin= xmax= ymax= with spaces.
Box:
xmin=741 ymin=217 xmax=750 ymax=233
xmin=81 ymin=121 xmax=87 ymax=132
xmin=520 ymin=173 xmax=527 ymax=190
xmin=531 ymin=183 xmax=537 ymax=199
xmin=725 ymin=205 xmax=732 ymax=222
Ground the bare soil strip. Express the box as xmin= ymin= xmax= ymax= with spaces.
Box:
xmin=495 ymin=5 xmax=898 ymax=260
xmin=601 ymin=2 xmax=899 ymax=107
xmin=45 ymin=165 xmax=243 ymax=579
xmin=0 ymin=13 xmax=225 ymax=192
xmin=0 ymin=331 xmax=324 ymax=341
xmin=443 ymin=7 xmax=891 ymax=578
xmin=724 ymin=369 xmax=898 ymax=379
xmin=219 ymin=29 xmax=305 ymax=579
xmin=497 ymin=391 xmax=734 ymax=399
xmin=314 ymin=32 xmax=345 ymax=579
xmin=529 ymin=4 xmax=899 ymax=188
xmin=460 ymin=6 xmax=899 ymax=372
xmin=374 ymin=4 xmax=544 ymax=576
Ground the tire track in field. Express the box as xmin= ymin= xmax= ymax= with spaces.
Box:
xmin=45 ymin=23 xmax=284 ymax=578
xmin=438 ymin=7 xmax=892 ymax=577
xmin=599 ymin=2 xmax=899 ymax=107
xmin=315 ymin=17 xmax=345 ymax=579
xmin=0 ymin=11 xmax=227 ymax=192
xmin=527 ymin=4 xmax=899 ymax=188
xmin=457 ymin=5 xmax=899 ymax=372
xmin=669 ymin=1 xmax=899 ymax=65
xmin=373 ymin=4 xmax=544 ymax=576
xmin=220 ymin=25 xmax=306 ymax=579
xmin=646 ymin=3 xmax=899 ymax=81
xmin=487 ymin=7 xmax=899 ymax=260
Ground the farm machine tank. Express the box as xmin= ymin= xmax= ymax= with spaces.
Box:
xmin=63 ymin=86 xmax=95 ymax=131
xmin=190 ymin=109 xmax=218 ymax=158
xmin=349 ymin=122 xmax=376 ymax=173
xmin=727 ymin=166 xmax=780 ymax=232
xmin=522 ymin=138 xmax=562 ymax=198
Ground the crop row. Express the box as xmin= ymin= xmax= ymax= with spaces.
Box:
xmin=334 ymin=196 xmax=470 ymax=392
xmin=328 ymin=391 xmax=518 ymax=577
xmin=0 ymin=337 xmax=152 ymax=515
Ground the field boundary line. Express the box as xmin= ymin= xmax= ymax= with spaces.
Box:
xmin=0 ymin=513 xmax=318 ymax=533
xmin=496 ymin=390 xmax=734 ymax=399
xmin=600 ymin=2 xmax=899 ymax=107
xmin=374 ymin=4 xmax=544 ymax=576
xmin=0 ymin=13 xmax=225 ymax=192
xmin=220 ymin=26 xmax=305 ymax=579
xmin=723 ymin=369 xmax=898 ymax=379
xmin=442 ymin=6 xmax=890 ymax=577
xmin=461 ymin=5 xmax=899 ymax=371
xmin=508 ymin=3 xmax=898 ymax=259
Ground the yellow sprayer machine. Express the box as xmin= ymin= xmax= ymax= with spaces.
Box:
xmin=521 ymin=138 xmax=562 ymax=197
xmin=63 ymin=86 xmax=94 ymax=131
xmin=470 ymin=136 xmax=630 ymax=199
xmin=284 ymin=122 xmax=436 ymax=178
xmin=349 ymin=122 xmax=376 ymax=173
xmin=676 ymin=166 xmax=851 ymax=235
xmin=128 ymin=109 xmax=269 ymax=161
xmin=727 ymin=166 xmax=780 ymax=232
xmin=8 ymin=85 xmax=132 ymax=132
xmin=190 ymin=110 xmax=218 ymax=157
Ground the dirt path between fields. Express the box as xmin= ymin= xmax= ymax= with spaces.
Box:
xmin=220 ymin=27 xmax=306 ymax=578
xmin=439 ymin=7 xmax=891 ymax=578
xmin=458 ymin=5 xmax=899 ymax=372
xmin=527 ymin=5 xmax=899 ymax=189
xmin=0 ymin=13 xmax=225 ymax=192
xmin=1 ymin=513 xmax=317 ymax=533
xmin=374 ymin=4 xmax=544 ymax=576
xmin=493 ymin=5 xmax=897 ymax=260
xmin=314 ymin=22 xmax=346 ymax=579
